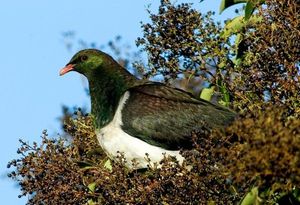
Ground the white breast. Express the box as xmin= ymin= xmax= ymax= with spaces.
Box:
xmin=96 ymin=91 xmax=184 ymax=169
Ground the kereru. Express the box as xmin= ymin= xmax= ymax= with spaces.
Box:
xmin=60 ymin=49 xmax=236 ymax=169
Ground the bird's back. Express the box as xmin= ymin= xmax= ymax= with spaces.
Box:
xmin=121 ymin=83 xmax=236 ymax=150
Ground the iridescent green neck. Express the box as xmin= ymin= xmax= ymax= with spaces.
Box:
xmin=88 ymin=65 xmax=137 ymax=129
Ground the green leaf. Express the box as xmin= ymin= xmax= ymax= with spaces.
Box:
xmin=104 ymin=159 xmax=112 ymax=171
xmin=218 ymin=61 xmax=227 ymax=69
xmin=221 ymin=16 xmax=245 ymax=39
xmin=221 ymin=14 xmax=262 ymax=42
xmin=207 ymin=201 xmax=216 ymax=205
xmin=219 ymin=0 xmax=248 ymax=14
xmin=217 ymin=79 xmax=230 ymax=106
xmin=240 ymin=187 xmax=262 ymax=205
xmin=292 ymin=188 xmax=300 ymax=201
xmin=200 ymin=86 xmax=215 ymax=101
xmin=244 ymin=1 xmax=255 ymax=20
xmin=88 ymin=182 xmax=96 ymax=192
xmin=232 ymin=57 xmax=242 ymax=66
xmin=245 ymin=0 xmax=266 ymax=20
xmin=87 ymin=199 xmax=97 ymax=205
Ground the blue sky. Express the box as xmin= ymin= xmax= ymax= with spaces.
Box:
xmin=0 ymin=0 xmax=238 ymax=203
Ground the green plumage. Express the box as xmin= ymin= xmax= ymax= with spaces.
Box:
xmin=66 ymin=49 xmax=139 ymax=128
xmin=122 ymin=83 xmax=235 ymax=149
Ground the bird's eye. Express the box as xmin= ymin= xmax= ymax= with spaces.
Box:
xmin=81 ymin=55 xmax=88 ymax=61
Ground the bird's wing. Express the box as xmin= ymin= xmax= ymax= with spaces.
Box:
xmin=121 ymin=83 xmax=236 ymax=150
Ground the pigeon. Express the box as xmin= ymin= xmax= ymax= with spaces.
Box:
xmin=60 ymin=49 xmax=236 ymax=169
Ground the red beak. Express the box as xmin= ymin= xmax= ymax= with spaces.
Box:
xmin=59 ymin=64 xmax=75 ymax=76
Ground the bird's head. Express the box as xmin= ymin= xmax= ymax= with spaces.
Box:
xmin=59 ymin=49 xmax=112 ymax=78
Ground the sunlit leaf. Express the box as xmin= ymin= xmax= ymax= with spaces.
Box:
xmin=88 ymin=182 xmax=96 ymax=192
xmin=240 ymin=187 xmax=261 ymax=205
xmin=221 ymin=16 xmax=245 ymax=39
xmin=104 ymin=159 xmax=112 ymax=171
xmin=200 ymin=86 xmax=215 ymax=101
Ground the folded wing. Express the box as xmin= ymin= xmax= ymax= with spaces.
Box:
xmin=121 ymin=83 xmax=236 ymax=150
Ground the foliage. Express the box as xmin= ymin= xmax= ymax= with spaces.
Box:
xmin=137 ymin=0 xmax=235 ymax=103
xmin=137 ymin=0 xmax=234 ymax=81
xmin=229 ymin=0 xmax=300 ymax=116
xmin=8 ymin=0 xmax=300 ymax=204
xmin=7 ymin=112 xmax=237 ymax=204
xmin=8 ymin=106 xmax=300 ymax=204
xmin=218 ymin=106 xmax=300 ymax=203
xmin=7 ymin=112 xmax=102 ymax=204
